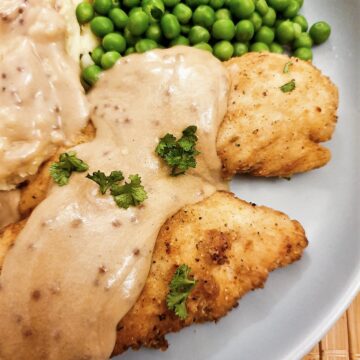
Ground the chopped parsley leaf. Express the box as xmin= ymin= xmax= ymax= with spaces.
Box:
xmin=155 ymin=126 xmax=200 ymax=176
xmin=283 ymin=61 xmax=293 ymax=74
xmin=166 ymin=264 xmax=197 ymax=320
xmin=280 ymin=79 xmax=296 ymax=93
xmin=86 ymin=170 xmax=124 ymax=194
xmin=50 ymin=151 xmax=89 ymax=186
xmin=110 ymin=174 xmax=147 ymax=209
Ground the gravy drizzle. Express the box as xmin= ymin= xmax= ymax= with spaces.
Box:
xmin=0 ymin=47 xmax=229 ymax=359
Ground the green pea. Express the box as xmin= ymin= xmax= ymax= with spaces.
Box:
xmin=293 ymin=47 xmax=312 ymax=60
xmin=293 ymin=32 xmax=312 ymax=48
xmin=292 ymin=14 xmax=308 ymax=32
xmin=267 ymin=0 xmax=289 ymax=11
xmin=292 ymin=22 xmax=301 ymax=38
xmin=233 ymin=42 xmax=248 ymax=56
xmin=90 ymin=16 xmax=114 ymax=37
xmin=170 ymin=35 xmax=190 ymax=45
xmin=269 ymin=42 xmax=283 ymax=53
xmin=249 ymin=41 xmax=269 ymax=52
xmin=209 ymin=0 xmax=225 ymax=10
xmin=128 ymin=11 xmax=149 ymax=35
xmin=109 ymin=8 xmax=128 ymax=29
xmin=173 ymin=4 xmax=192 ymax=24
xmin=102 ymin=33 xmax=126 ymax=54
xmin=124 ymin=26 xmax=141 ymax=45
xmin=193 ymin=5 xmax=215 ymax=28
xmin=309 ymin=21 xmax=331 ymax=45
xmin=76 ymin=2 xmax=94 ymax=24
xmin=186 ymin=0 xmax=209 ymax=7
xmin=255 ymin=0 xmax=268 ymax=16
xmin=262 ymin=6 xmax=276 ymax=26
xmin=146 ymin=23 xmax=163 ymax=42
xmin=213 ymin=40 xmax=234 ymax=60
xmin=135 ymin=39 xmax=158 ymax=52
xmin=276 ymin=19 xmax=294 ymax=44
xmin=164 ymin=0 xmax=180 ymax=8
xmin=123 ymin=0 xmax=141 ymax=8
xmin=129 ymin=7 xmax=143 ymax=15
xmin=91 ymin=46 xmax=105 ymax=65
xmin=212 ymin=19 xmax=235 ymax=40
xmin=249 ymin=11 xmax=262 ymax=31
xmin=82 ymin=65 xmax=102 ymax=85
xmin=111 ymin=0 xmax=120 ymax=8
xmin=161 ymin=14 xmax=181 ymax=39
xmin=193 ymin=42 xmax=213 ymax=52
xmin=224 ymin=0 xmax=232 ymax=7
xmin=125 ymin=47 xmax=136 ymax=55
xmin=101 ymin=51 xmax=121 ymax=69
xmin=229 ymin=0 xmax=255 ymax=19
xmin=215 ymin=8 xmax=232 ymax=20
xmin=93 ymin=0 xmax=112 ymax=15
xmin=294 ymin=0 xmax=303 ymax=8
xmin=235 ymin=19 xmax=254 ymax=42
xmin=283 ymin=0 xmax=299 ymax=18
xmin=188 ymin=25 xmax=210 ymax=44
xmin=254 ymin=25 xmax=274 ymax=44
xmin=142 ymin=0 xmax=165 ymax=21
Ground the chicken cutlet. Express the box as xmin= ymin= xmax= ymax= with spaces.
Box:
xmin=217 ymin=53 xmax=339 ymax=178
xmin=0 ymin=191 xmax=307 ymax=356
xmin=113 ymin=191 xmax=307 ymax=355
xmin=11 ymin=53 xmax=338 ymax=220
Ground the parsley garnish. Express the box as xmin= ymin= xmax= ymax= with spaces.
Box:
xmin=155 ymin=126 xmax=200 ymax=176
xmin=50 ymin=151 xmax=89 ymax=186
xmin=110 ymin=174 xmax=147 ymax=209
xmin=166 ymin=264 xmax=197 ymax=320
xmin=86 ymin=170 xmax=124 ymax=194
xmin=280 ymin=79 xmax=296 ymax=93
xmin=283 ymin=61 xmax=293 ymax=74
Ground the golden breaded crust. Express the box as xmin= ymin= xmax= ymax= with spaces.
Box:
xmin=0 ymin=192 xmax=307 ymax=356
xmin=217 ymin=53 xmax=339 ymax=178
xmin=112 ymin=191 xmax=307 ymax=355
xmin=0 ymin=220 xmax=25 ymax=271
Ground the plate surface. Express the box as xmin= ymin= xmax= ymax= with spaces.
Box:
xmin=116 ymin=1 xmax=360 ymax=359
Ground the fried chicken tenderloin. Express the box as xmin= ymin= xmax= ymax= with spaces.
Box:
xmin=113 ymin=191 xmax=307 ymax=355
xmin=217 ymin=53 xmax=339 ymax=178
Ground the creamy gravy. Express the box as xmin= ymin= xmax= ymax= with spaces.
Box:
xmin=0 ymin=0 xmax=89 ymax=190
xmin=0 ymin=190 xmax=20 ymax=230
xmin=0 ymin=47 xmax=229 ymax=360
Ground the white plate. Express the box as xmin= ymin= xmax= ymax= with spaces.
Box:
xmin=116 ymin=1 xmax=360 ymax=359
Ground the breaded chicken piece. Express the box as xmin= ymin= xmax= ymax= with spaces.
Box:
xmin=5 ymin=54 xmax=338 ymax=221
xmin=112 ymin=191 xmax=307 ymax=355
xmin=0 ymin=192 xmax=307 ymax=356
xmin=217 ymin=53 xmax=339 ymax=178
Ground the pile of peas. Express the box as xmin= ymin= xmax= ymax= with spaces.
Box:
xmin=76 ymin=0 xmax=331 ymax=86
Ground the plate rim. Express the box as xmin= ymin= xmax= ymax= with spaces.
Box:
xmin=287 ymin=272 xmax=360 ymax=359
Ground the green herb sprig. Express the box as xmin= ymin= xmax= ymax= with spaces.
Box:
xmin=155 ymin=126 xmax=200 ymax=176
xmin=166 ymin=264 xmax=197 ymax=320
xmin=110 ymin=174 xmax=148 ymax=209
xmin=87 ymin=171 xmax=147 ymax=209
xmin=280 ymin=79 xmax=296 ymax=93
xmin=50 ymin=152 xmax=89 ymax=186
xmin=86 ymin=170 xmax=124 ymax=194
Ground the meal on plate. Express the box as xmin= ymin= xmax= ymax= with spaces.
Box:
xmin=0 ymin=0 xmax=338 ymax=359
